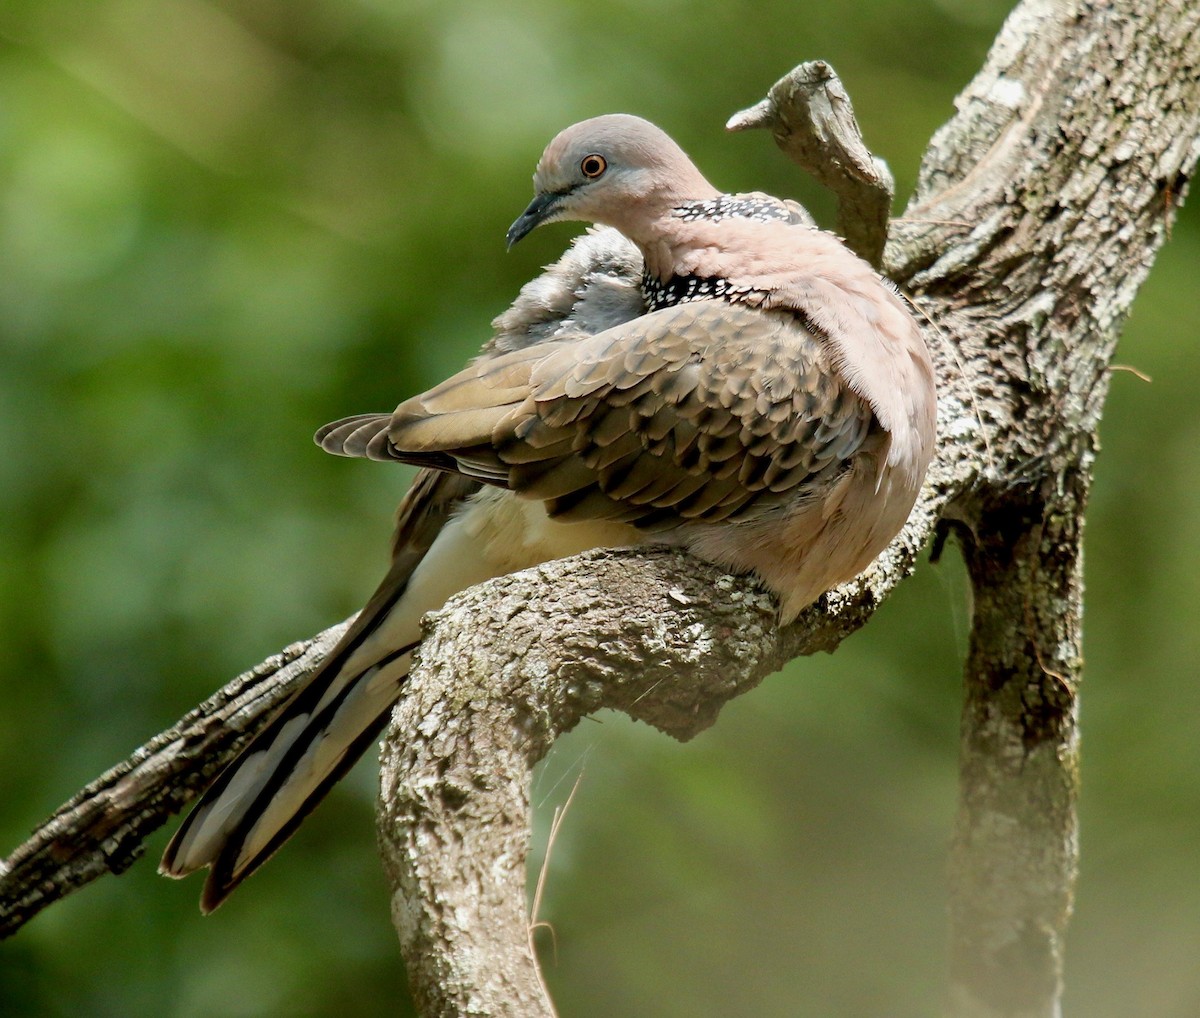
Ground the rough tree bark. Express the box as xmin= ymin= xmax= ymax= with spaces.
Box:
xmin=2 ymin=0 xmax=1197 ymax=1015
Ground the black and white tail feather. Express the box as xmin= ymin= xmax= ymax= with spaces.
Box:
xmin=159 ymin=464 xmax=476 ymax=912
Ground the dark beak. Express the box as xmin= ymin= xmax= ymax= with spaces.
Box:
xmin=506 ymin=191 xmax=564 ymax=249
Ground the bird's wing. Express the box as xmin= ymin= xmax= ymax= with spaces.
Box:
xmin=380 ymin=298 xmax=876 ymax=531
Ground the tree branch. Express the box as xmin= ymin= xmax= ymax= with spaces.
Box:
xmin=0 ymin=622 xmax=351 ymax=938
xmin=382 ymin=0 xmax=1200 ymax=1012
xmin=727 ymin=60 xmax=895 ymax=268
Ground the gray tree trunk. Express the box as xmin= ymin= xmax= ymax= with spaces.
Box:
xmin=378 ymin=0 xmax=1200 ymax=1013
xmin=2 ymin=0 xmax=1197 ymax=1015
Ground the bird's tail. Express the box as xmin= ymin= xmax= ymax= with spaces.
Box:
xmin=160 ymin=466 xmax=493 ymax=911
xmin=159 ymin=563 xmax=421 ymax=913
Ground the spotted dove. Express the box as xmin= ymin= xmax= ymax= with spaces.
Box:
xmin=161 ymin=114 xmax=937 ymax=912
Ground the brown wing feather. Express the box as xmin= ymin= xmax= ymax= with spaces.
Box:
xmin=383 ymin=299 xmax=875 ymax=530
xmin=315 ymin=413 xmax=397 ymax=461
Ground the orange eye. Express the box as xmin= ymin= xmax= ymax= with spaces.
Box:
xmin=580 ymin=154 xmax=607 ymax=179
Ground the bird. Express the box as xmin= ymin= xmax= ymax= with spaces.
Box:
xmin=160 ymin=113 xmax=937 ymax=912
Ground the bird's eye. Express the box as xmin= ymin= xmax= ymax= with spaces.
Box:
xmin=580 ymin=154 xmax=607 ymax=179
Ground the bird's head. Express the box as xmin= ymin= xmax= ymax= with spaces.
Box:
xmin=506 ymin=114 xmax=719 ymax=248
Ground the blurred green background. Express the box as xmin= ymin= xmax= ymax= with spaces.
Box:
xmin=1 ymin=1 xmax=1196 ymax=1015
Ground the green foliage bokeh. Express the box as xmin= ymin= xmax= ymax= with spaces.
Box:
xmin=1 ymin=2 xmax=1197 ymax=1015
